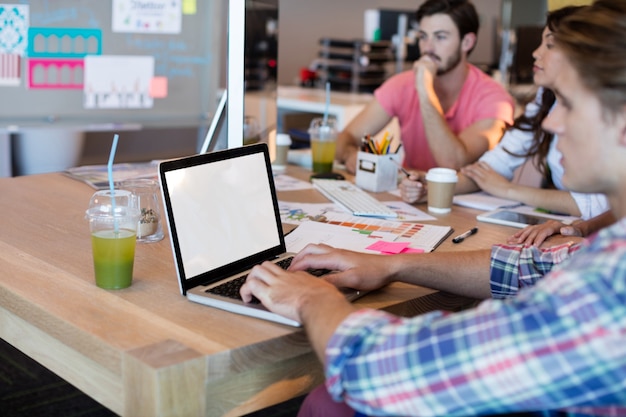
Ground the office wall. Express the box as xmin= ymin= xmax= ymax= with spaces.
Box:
xmin=277 ymin=0 xmax=503 ymax=86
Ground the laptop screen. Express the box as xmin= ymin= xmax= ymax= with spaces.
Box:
xmin=160 ymin=144 xmax=285 ymax=292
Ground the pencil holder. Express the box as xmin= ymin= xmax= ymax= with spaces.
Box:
xmin=355 ymin=151 xmax=401 ymax=192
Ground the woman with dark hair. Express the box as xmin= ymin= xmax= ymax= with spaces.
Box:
xmin=400 ymin=6 xmax=611 ymax=245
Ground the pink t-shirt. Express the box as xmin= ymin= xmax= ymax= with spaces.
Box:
xmin=374 ymin=64 xmax=514 ymax=170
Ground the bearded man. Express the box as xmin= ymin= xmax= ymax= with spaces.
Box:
xmin=336 ymin=0 xmax=514 ymax=174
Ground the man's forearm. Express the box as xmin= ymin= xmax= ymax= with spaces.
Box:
xmin=299 ymin=290 xmax=358 ymax=365
xmin=416 ymin=81 xmax=470 ymax=168
xmin=392 ymin=250 xmax=493 ymax=300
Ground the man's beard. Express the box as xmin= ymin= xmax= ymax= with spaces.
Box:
xmin=435 ymin=48 xmax=462 ymax=75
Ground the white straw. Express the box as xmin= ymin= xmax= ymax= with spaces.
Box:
xmin=323 ymin=81 xmax=330 ymax=125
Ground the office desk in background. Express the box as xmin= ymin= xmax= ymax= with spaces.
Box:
xmin=277 ymin=86 xmax=373 ymax=130
xmin=0 ymin=165 xmax=524 ymax=417
xmin=276 ymin=86 xmax=400 ymax=144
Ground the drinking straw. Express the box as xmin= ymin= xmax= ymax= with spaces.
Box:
xmin=323 ymin=81 xmax=330 ymax=125
xmin=108 ymin=134 xmax=120 ymax=233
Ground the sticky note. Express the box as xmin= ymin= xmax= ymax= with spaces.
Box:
xmin=366 ymin=240 xmax=411 ymax=254
xmin=399 ymin=247 xmax=424 ymax=254
xmin=183 ymin=0 xmax=197 ymax=14
xmin=150 ymin=76 xmax=168 ymax=98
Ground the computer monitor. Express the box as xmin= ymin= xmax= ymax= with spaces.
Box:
xmin=227 ymin=0 xmax=245 ymax=150
xmin=223 ymin=0 xmax=278 ymax=150
xmin=199 ymin=90 xmax=228 ymax=154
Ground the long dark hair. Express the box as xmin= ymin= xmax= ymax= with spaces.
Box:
xmin=506 ymin=6 xmax=585 ymax=177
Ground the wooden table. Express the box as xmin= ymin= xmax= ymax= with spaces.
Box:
xmin=0 ymin=166 xmax=524 ymax=416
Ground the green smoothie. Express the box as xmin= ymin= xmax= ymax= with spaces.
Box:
xmin=311 ymin=139 xmax=336 ymax=173
xmin=91 ymin=229 xmax=137 ymax=289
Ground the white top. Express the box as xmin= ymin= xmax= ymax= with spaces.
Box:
xmin=479 ymin=88 xmax=609 ymax=220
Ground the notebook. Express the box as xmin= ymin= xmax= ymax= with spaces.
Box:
xmin=158 ymin=143 xmax=364 ymax=327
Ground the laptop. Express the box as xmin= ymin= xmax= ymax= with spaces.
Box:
xmin=158 ymin=143 xmax=364 ymax=327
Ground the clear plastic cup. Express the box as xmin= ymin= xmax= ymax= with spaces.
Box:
xmin=86 ymin=190 xmax=140 ymax=289
xmin=120 ymin=179 xmax=164 ymax=243
xmin=308 ymin=117 xmax=337 ymax=174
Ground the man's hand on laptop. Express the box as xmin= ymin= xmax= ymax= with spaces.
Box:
xmin=289 ymin=243 xmax=395 ymax=292
xmin=240 ymin=261 xmax=350 ymax=324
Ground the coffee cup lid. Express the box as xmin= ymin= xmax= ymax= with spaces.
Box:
xmin=425 ymin=167 xmax=458 ymax=183
xmin=275 ymin=133 xmax=292 ymax=146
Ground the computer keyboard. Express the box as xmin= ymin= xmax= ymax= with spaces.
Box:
xmin=312 ymin=179 xmax=398 ymax=218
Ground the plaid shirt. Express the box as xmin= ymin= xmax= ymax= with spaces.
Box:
xmin=325 ymin=218 xmax=626 ymax=417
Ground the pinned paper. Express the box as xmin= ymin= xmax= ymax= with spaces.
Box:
xmin=28 ymin=58 xmax=84 ymax=89
xmin=0 ymin=4 xmax=29 ymax=86
xmin=112 ymin=0 xmax=182 ymax=34
xmin=0 ymin=53 xmax=21 ymax=86
xmin=0 ymin=4 xmax=29 ymax=55
xmin=26 ymin=27 xmax=102 ymax=90
xmin=28 ymin=27 xmax=102 ymax=58
xmin=83 ymin=55 xmax=155 ymax=109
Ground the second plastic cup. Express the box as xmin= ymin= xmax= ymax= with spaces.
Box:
xmin=308 ymin=117 xmax=337 ymax=174
xmin=426 ymin=168 xmax=458 ymax=213
xmin=86 ymin=190 xmax=140 ymax=289
xmin=120 ymin=179 xmax=164 ymax=243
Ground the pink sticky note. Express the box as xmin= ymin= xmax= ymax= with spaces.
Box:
xmin=399 ymin=247 xmax=424 ymax=254
xmin=150 ymin=77 xmax=168 ymax=98
xmin=366 ymin=240 xmax=411 ymax=254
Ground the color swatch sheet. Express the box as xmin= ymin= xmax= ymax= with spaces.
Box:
xmin=280 ymin=201 xmax=451 ymax=253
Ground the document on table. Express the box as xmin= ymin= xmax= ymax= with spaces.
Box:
xmin=286 ymin=221 xmax=399 ymax=254
xmin=285 ymin=216 xmax=452 ymax=254
xmin=453 ymin=191 xmax=521 ymax=211
xmin=279 ymin=200 xmax=436 ymax=224
xmin=64 ymin=162 xmax=159 ymax=189
xmin=272 ymin=174 xmax=313 ymax=191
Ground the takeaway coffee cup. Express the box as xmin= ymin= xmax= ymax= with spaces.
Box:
xmin=426 ymin=168 xmax=458 ymax=213
xmin=273 ymin=133 xmax=292 ymax=169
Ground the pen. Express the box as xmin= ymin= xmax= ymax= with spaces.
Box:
xmin=452 ymin=227 xmax=478 ymax=244
xmin=389 ymin=157 xmax=411 ymax=178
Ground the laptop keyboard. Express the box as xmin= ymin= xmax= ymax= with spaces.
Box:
xmin=311 ymin=179 xmax=398 ymax=218
xmin=205 ymin=257 xmax=331 ymax=304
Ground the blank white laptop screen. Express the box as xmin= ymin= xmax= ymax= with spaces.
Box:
xmin=160 ymin=143 xmax=367 ymax=326
xmin=164 ymin=150 xmax=281 ymax=280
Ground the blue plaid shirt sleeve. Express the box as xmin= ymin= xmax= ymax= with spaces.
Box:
xmin=324 ymin=220 xmax=626 ymax=417
xmin=490 ymin=241 xmax=582 ymax=299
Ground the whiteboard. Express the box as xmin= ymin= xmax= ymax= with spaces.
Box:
xmin=0 ymin=0 xmax=223 ymax=129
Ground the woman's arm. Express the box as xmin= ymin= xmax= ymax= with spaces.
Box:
xmin=462 ymin=162 xmax=581 ymax=216
xmin=508 ymin=210 xmax=616 ymax=246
